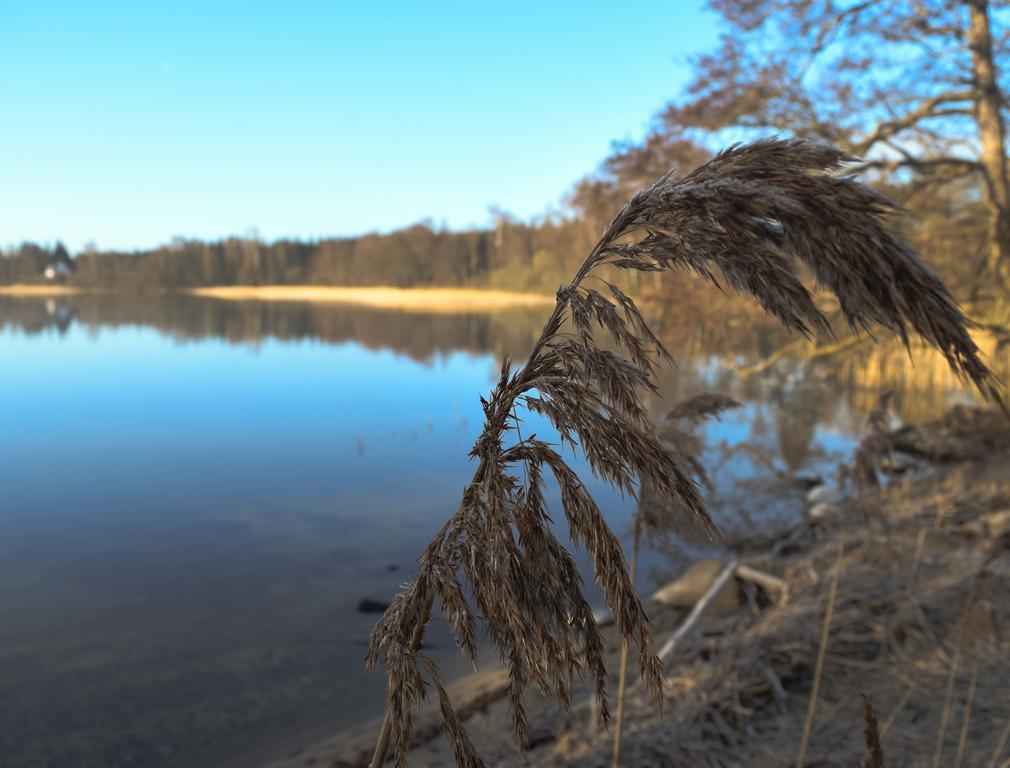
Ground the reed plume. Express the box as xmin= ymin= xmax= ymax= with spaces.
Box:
xmin=861 ymin=694 xmax=885 ymax=768
xmin=366 ymin=138 xmax=1003 ymax=767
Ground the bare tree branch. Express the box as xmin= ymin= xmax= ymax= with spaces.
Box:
xmin=856 ymin=91 xmax=974 ymax=153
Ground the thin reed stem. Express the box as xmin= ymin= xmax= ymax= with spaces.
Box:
xmin=611 ymin=517 xmax=642 ymax=768
xmin=908 ymin=526 xmax=927 ymax=587
xmin=988 ymin=716 xmax=1010 ymax=768
xmin=859 ymin=686 xmax=919 ymax=768
xmin=934 ymin=625 xmax=964 ymax=768
xmin=371 ymin=704 xmax=393 ymax=766
xmin=656 ymin=560 xmax=738 ymax=664
xmin=879 ymin=687 xmax=912 ymax=739
xmin=861 ymin=695 xmax=885 ymax=768
xmin=954 ymin=659 xmax=979 ymax=768
xmin=795 ymin=536 xmax=845 ymax=768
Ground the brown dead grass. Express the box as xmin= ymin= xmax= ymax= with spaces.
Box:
xmin=189 ymin=286 xmax=554 ymax=312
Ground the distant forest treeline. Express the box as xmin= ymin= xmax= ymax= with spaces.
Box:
xmin=0 ymin=217 xmax=600 ymax=294
xmin=0 ymin=183 xmax=993 ymax=299
xmin=5 ymin=1 xmax=1010 ymax=298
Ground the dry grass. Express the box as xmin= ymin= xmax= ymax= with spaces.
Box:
xmin=189 ymin=286 xmax=554 ymax=312
xmin=542 ymin=408 xmax=1010 ymax=768
xmin=794 ymin=535 xmax=844 ymax=768
xmin=365 ymin=138 xmax=1003 ymax=768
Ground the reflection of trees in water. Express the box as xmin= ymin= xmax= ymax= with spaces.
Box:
xmin=646 ymin=277 xmax=1008 ymax=431
xmin=0 ymin=296 xmax=78 ymax=336
xmin=824 ymin=331 xmax=1009 ymax=423
xmin=769 ymin=377 xmax=832 ymax=471
xmin=7 ymin=290 xmax=993 ymax=557
xmin=0 ymin=295 xmax=545 ymax=364
xmin=3 ymin=291 xmax=1000 ymax=426
xmin=642 ymin=283 xmax=1007 ymax=501
xmin=646 ymin=292 xmax=854 ymax=469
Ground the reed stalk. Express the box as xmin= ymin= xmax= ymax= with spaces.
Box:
xmin=987 ymin=717 xmax=1010 ymax=768
xmin=795 ymin=535 xmax=845 ymax=768
xmin=934 ymin=626 xmax=964 ymax=768
xmin=953 ymin=659 xmax=979 ymax=768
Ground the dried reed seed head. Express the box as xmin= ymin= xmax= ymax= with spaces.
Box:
xmin=368 ymin=138 xmax=1003 ymax=768
xmin=598 ymin=138 xmax=1004 ymax=410
xmin=861 ymin=694 xmax=885 ymax=768
xmin=420 ymin=654 xmax=487 ymax=768
xmin=665 ymin=392 xmax=743 ymax=426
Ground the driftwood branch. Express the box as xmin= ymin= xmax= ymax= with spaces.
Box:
xmin=657 ymin=560 xmax=739 ymax=664
xmin=795 ymin=537 xmax=845 ymax=768
xmin=737 ymin=564 xmax=789 ymax=602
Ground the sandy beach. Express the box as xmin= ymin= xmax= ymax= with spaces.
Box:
xmin=0 ymin=284 xmax=80 ymax=296
xmin=189 ymin=286 xmax=554 ymax=312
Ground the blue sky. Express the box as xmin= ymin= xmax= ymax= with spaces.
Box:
xmin=0 ymin=1 xmax=718 ymax=251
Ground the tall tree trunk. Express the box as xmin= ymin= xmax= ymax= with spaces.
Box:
xmin=966 ymin=0 xmax=1010 ymax=290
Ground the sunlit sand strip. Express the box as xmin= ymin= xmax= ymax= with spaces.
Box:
xmin=0 ymin=284 xmax=80 ymax=296
xmin=190 ymin=286 xmax=554 ymax=313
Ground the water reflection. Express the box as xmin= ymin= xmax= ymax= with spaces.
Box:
xmin=3 ymin=292 xmax=1001 ymax=425
xmin=0 ymin=294 xmax=544 ymax=364
xmin=0 ymin=293 xmax=1001 ymax=768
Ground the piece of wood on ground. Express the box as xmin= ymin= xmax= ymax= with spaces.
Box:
xmin=656 ymin=560 xmax=739 ymax=664
xmin=651 ymin=559 xmax=741 ymax=613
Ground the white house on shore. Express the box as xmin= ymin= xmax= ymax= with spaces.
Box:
xmin=43 ymin=246 xmax=75 ymax=281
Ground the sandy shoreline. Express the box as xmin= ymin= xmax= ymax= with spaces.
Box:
xmin=263 ymin=667 xmax=512 ymax=768
xmin=0 ymin=284 xmax=80 ymax=296
xmin=0 ymin=284 xmax=555 ymax=312
xmin=189 ymin=286 xmax=554 ymax=312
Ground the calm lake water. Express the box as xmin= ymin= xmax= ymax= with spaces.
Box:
xmin=0 ymin=293 xmax=979 ymax=768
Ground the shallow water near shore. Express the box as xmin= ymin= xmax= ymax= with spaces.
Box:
xmin=0 ymin=293 xmax=984 ymax=768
